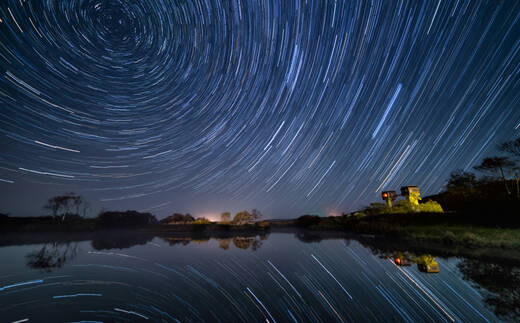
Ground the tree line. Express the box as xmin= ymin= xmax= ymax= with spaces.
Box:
xmin=39 ymin=193 xmax=264 ymax=227
xmin=432 ymin=137 xmax=520 ymax=224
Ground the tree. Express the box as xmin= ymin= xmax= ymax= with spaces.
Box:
xmin=81 ymin=201 xmax=91 ymax=218
xmin=500 ymin=138 xmax=520 ymax=199
xmin=474 ymin=157 xmax=515 ymax=195
xmin=220 ymin=212 xmax=231 ymax=222
xmin=251 ymin=209 xmax=263 ymax=220
xmin=43 ymin=193 xmax=86 ymax=221
xmin=500 ymin=138 xmax=520 ymax=158
xmin=446 ymin=170 xmax=477 ymax=190
xmin=233 ymin=210 xmax=253 ymax=224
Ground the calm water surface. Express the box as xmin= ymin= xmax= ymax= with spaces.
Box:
xmin=0 ymin=231 xmax=518 ymax=322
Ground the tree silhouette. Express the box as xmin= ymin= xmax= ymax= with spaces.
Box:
xmin=43 ymin=193 xmax=85 ymax=221
xmin=500 ymin=138 xmax=520 ymax=199
xmin=446 ymin=170 xmax=477 ymax=190
xmin=500 ymin=137 xmax=520 ymax=157
xmin=474 ymin=157 xmax=515 ymax=195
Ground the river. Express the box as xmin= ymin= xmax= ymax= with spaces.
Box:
xmin=0 ymin=230 xmax=518 ymax=322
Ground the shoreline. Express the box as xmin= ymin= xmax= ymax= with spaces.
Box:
xmin=2 ymin=213 xmax=520 ymax=262
xmin=1 ymin=225 xmax=520 ymax=264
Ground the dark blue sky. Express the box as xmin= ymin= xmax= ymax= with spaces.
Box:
xmin=1 ymin=0 xmax=519 ymax=219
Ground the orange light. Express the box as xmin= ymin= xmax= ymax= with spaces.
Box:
xmin=395 ymin=258 xmax=401 ymax=264
xmin=382 ymin=193 xmax=388 ymax=198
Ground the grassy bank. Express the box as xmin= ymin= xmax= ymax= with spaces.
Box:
xmin=286 ymin=212 xmax=520 ymax=250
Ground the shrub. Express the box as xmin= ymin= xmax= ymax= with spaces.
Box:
xmin=419 ymin=200 xmax=444 ymax=213
xmin=97 ymin=210 xmax=157 ymax=228
xmin=193 ymin=217 xmax=211 ymax=225
xmin=295 ymin=215 xmax=322 ymax=227
xmin=460 ymin=232 xmax=480 ymax=245
xmin=160 ymin=213 xmax=194 ymax=224
xmin=255 ymin=220 xmax=270 ymax=228
xmin=443 ymin=231 xmax=456 ymax=244
xmin=361 ymin=199 xmax=443 ymax=215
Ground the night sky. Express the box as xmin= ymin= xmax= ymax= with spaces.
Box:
xmin=1 ymin=0 xmax=519 ymax=219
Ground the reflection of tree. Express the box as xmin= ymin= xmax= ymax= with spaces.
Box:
xmin=232 ymin=236 xmax=264 ymax=251
xmin=219 ymin=238 xmax=231 ymax=250
xmin=91 ymin=233 xmax=154 ymax=250
xmin=458 ymin=259 xmax=520 ymax=321
xmin=26 ymin=242 xmax=78 ymax=272
xmin=295 ymin=232 xmax=323 ymax=243
xmin=233 ymin=236 xmax=254 ymax=249
xmin=162 ymin=237 xmax=192 ymax=246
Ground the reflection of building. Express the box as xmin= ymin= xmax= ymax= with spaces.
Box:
xmin=394 ymin=257 xmax=411 ymax=266
xmin=416 ymin=254 xmax=439 ymax=273
xmin=392 ymin=251 xmax=412 ymax=266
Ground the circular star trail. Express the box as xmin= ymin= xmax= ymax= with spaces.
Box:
xmin=1 ymin=0 xmax=520 ymax=217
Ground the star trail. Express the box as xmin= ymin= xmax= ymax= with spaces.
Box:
xmin=1 ymin=0 xmax=519 ymax=218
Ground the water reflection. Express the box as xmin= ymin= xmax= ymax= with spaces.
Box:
xmin=458 ymin=259 xmax=520 ymax=321
xmin=3 ymin=230 xmax=518 ymax=321
xmin=26 ymin=242 xmax=78 ymax=272
xmin=91 ymin=232 xmax=154 ymax=250
xmin=382 ymin=252 xmax=440 ymax=273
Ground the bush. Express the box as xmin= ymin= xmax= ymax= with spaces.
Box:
xmin=361 ymin=199 xmax=443 ymax=215
xmin=443 ymin=231 xmax=456 ymax=244
xmin=193 ymin=217 xmax=211 ymax=225
xmin=295 ymin=215 xmax=322 ymax=227
xmin=419 ymin=200 xmax=444 ymax=213
xmin=97 ymin=210 xmax=157 ymax=228
xmin=255 ymin=220 xmax=270 ymax=228
xmin=460 ymin=232 xmax=481 ymax=245
xmin=160 ymin=213 xmax=194 ymax=224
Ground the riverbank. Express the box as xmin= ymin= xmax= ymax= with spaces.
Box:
xmin=277 ymin=212 xmax=520 ymax=250
xmin=0 ymin=215 xmax=271 ymax=234
xmin=3 ymin=213 xmax=519 ymax=256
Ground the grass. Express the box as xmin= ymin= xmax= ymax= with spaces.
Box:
xmin=298 ymin=205 xmax=520 ymax=250
xmin=403 ymin=225 xmax=520 ymax=249
xmin=341 ymin=220 xmax=520 ymax=249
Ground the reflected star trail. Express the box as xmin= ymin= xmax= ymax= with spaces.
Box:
xmin=1 ymin=0 xmax=520 ymax=217
xmin=0 ymin=233 xmax=507 ymax=322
